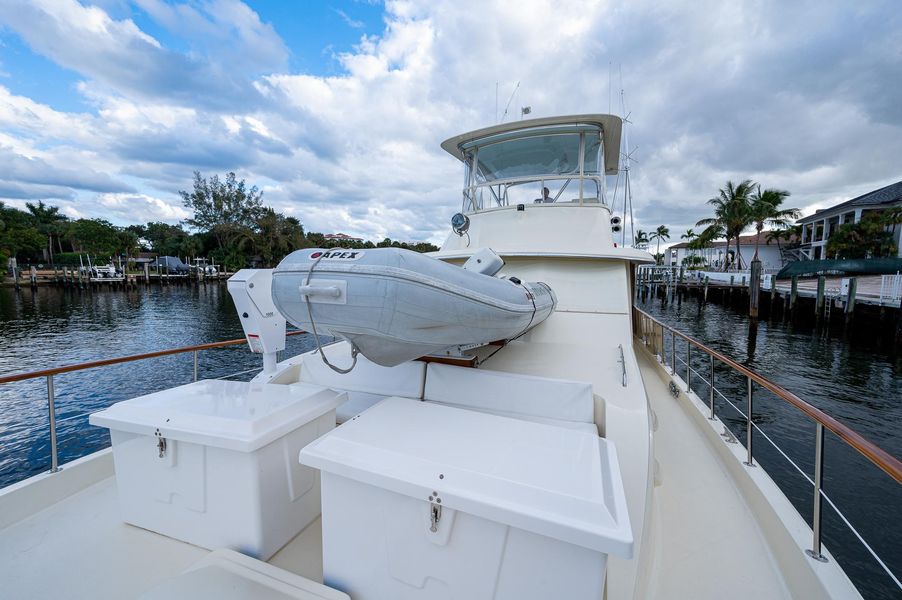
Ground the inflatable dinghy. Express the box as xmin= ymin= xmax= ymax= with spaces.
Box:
xmin=272 ymin=247 xmax=556 ymax=367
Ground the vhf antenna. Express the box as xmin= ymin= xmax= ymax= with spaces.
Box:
xmin=500 ymin=81 xmax=520 ymax=123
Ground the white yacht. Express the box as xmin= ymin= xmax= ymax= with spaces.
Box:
xmin=1 ymin=114 xmax=899 ymax=599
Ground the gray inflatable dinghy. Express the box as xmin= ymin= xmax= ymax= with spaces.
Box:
xmin=272 ymin=247 xmax=556 ymax=367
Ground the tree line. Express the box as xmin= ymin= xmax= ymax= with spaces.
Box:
xmin=1 ymin=171 xmax=438 ymax=270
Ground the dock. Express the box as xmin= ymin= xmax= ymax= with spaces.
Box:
xmin=2 ymin=267 xmax=232 ymax=290
xmin=636 ymin=266 xmax=902 ymax=347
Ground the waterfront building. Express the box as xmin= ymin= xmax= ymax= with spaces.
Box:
xmin=667 ymin=232 xmax=790 ymax=271
xmin=796 ymin=180 xmax=902 ymax=260
xmin=324 ymin=233 xmax=364 ymax=243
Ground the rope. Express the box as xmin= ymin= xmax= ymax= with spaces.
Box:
xmin=477 ymin=279 xmax=543 ymax=367
xmin=303 ymin=249 xmax=359 ymax=374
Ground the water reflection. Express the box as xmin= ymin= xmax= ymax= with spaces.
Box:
xmin=0 ymin=284 xmax=317 ymax=488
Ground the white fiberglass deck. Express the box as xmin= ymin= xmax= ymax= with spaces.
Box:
xmin=636 ymin=349 xmax=791 ymax=599
xmin=0 ymin=465 xmax=325 ymax=600
xmin=1 ymin=370 xmax=795 ymax=600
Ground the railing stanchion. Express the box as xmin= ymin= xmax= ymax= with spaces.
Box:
xmin=193 ymin=350 xmax=199 ymax=382
xmin=807 ymin=422 xmax=828 ymax=562
xmin=709 ymin=353 xmax=716 ymax=420
xmin=660 ymin=324 xmax=665 ymax=363
xmin=685 ymin=341 xmax=691 ymax=392
xmin=671 ymin=330 xmax=675 ymax=375
xmin=47 ymin=375 xmax=59 ymax=473
xmin=744 ymin=376 xmax=755 ymax=466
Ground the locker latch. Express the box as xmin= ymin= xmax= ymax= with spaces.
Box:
xmin=427 ymin=491 xmax=443 ymax=533
xmin=430 ymin=502 xmax=442 ymax=532
xmin=155 ymin=429 xmax=167 ymax=459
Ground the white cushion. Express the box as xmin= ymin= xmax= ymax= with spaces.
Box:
xmin=299 ymin=343 xmax=426 ymax=398
xmin=424 ymin=363 xmax=595 ymax=424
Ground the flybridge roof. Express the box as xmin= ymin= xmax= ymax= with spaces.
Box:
xmin=440 ymin=114 xmax=623 ymax=175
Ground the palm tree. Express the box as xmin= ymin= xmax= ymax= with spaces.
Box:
xmin=26 ymin=200 xmax=68 ymax=263
xmin=634 ymin=229 xmax=649 ymax=249
xmin=748 ymin=186 xmax=799 ymax=261
xmin=765 ymin=227 xmax=790 ymax=254
xmin=680 ymin=229 xmax=697 ymax=263
xmin=696 ymin=179 xmax=756 ymax=270
xmin=649 ymin=225 xmax=670 ymax=265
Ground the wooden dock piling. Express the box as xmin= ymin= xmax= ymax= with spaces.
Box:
xmin=789 ymin=276 xmax=799 ymax=317
xmin=816 ymin=276 xmax=826 ymax=320
xmin=844 ymin=277 xmax=858 ymax=326
xmin=749 ymin=260 xmax=761 ymax=319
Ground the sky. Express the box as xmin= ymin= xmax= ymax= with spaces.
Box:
xmin=0 ymin=1 xmax=900 ymax=247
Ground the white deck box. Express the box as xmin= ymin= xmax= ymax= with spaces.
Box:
xmin=90 ymin=380 xmax=343 ymax=560
xmin=300 ymin=397 xmax=633 ymax=600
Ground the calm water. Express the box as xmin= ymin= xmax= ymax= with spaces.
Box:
xmin=638 ymin=291 xmax=901 ymax=599
xmin=0 ymin=284 xmax=318 ymax=489
xmin=0 ymin=284 xmax=899 ymax=597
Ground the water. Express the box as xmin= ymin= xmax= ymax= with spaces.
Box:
xmin=638 ymin=291 xmax=901 ymax=599
xmin=1 ymin=284 xmax=899 ymax=597
xmin=0 ymin=284 xmax=318 ymax=489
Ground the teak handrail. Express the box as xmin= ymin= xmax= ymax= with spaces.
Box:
xmin=0 ymin=330 xmax=308 ymax=385
xmin=634 ymin=307 xmax=902 ymax=485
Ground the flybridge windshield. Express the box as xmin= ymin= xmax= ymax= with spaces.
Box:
xmin=461 ymin=127 xmax=606 ymax=212
xmin=476 ymin=134 xmax=580 ymax=182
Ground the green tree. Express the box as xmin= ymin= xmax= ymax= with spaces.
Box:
xmin=180 ymin=171 xmax=264 ymax=251
xmin=65 ymin=219 xmax=121 ymax=255
xmin=0 ymin=202 xmax=45 ymax=261
xmin=681 ymin=228 xmax=697 ymax=262
xmin=26 ymin=201 xmax=69 ymax=262
xmin=826 ymin=212 xmax=898 ymax=259
xmin=254 ymin=209 xmax=306 ymax=267
xmin=765 ymin=227 xmax=791 ymax=256
xmin=649 ymin=225 xmax=670 ymax=264
xmin=633 ymin=229 xmax=649 ymax=248
xmin=144 ymin=222 xmax=190 ymax=256
xmin=696 ymin=179 xmax=756 ymax=270
xmin=748 ymin=186 xmax=798 ymax=261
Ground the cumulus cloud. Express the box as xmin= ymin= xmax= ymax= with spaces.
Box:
xmin=0 ymin=0 xmax=899 ymax=243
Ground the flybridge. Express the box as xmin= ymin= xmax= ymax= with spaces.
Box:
xmin=440 ymin=114 xmax=623 ymax=213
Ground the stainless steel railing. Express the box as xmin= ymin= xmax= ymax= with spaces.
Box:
xmin=0 ymin=331 xmax=309 ymax=475
xmin=634 ymin=307 xmax=902 ymax=588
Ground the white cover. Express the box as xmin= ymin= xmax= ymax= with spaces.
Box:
xmin=90 ymin=380 xmax=341 ymax=452
xmin=296 ymin=342 xmax=426 ymax=420
xmin=424 ymin=363 xmax=594 ymax=424
xmin=140 ymin=549 xmax=349 ymax=600
xmin=300 ymin=397 xmax=632 ymax=556
xmin=272 ymin=247 xmax=556 ymax=366
xmin=298 ymin=343 xmax=426 ymax=398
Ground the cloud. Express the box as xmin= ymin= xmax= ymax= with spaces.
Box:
xmin=95 ymin=192 xmax=190 ymax=223
xmin=0 ymin=181 xmax=76 ymax=200
xmin=0 ymin=0 xmax=900 ymax=246
xmin=334 ymin=8 xmax=365 ymax=29
xmin=0 ymin=146 xmax=135 ymax=193
xmin=0 ymin=0 xmax=275 ymax=110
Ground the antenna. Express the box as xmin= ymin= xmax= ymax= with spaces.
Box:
xmin=495 ymin=82 xmax=499 ymax=123
xmin=500 ymin=81 xmax=520 ymax=123
xmin=608 ymin=62 xmax=612 ymax=115
xmin=618 ymin=65 xmax=637 ymax=248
